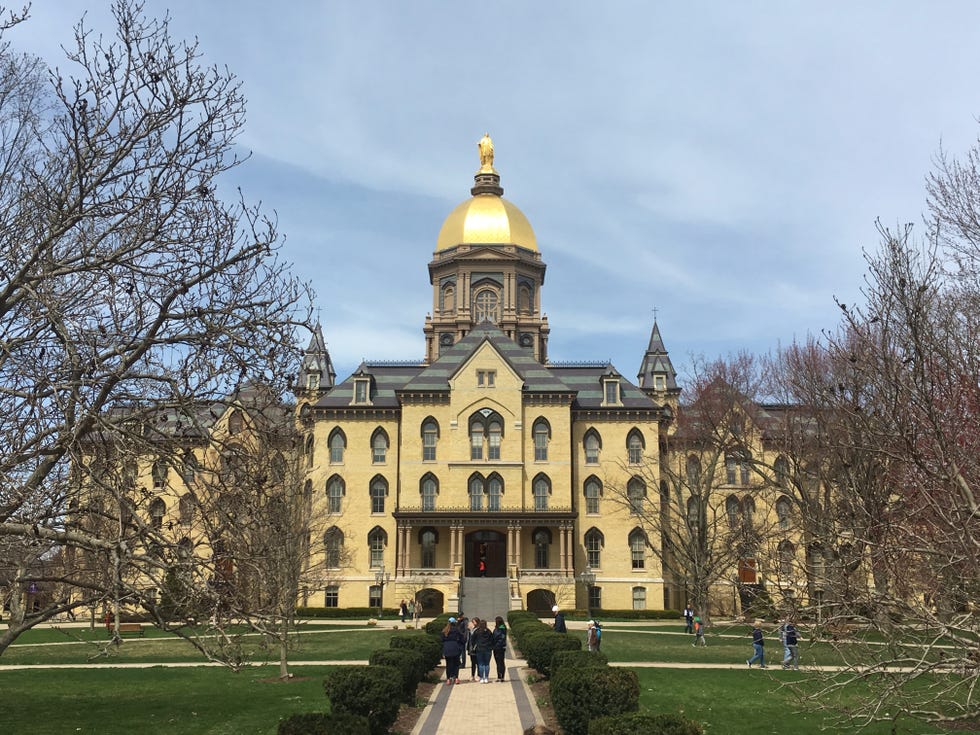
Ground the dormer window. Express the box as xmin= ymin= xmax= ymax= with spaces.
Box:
xmin=477 ymin=369 xmax=496 ymax=387
xmin=307 ymin=373 xmax=320 ymax=390
xmin=654 ymin=375 xmax=665 ymax=390
xmin=353 ymin=378 xmax=370 ymax=404
xmin=602 ymin=378 xmax=621 ymax=406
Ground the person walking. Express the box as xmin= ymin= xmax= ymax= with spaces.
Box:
xmin=683 ymin=603 xmax=694 ymax=634
xmin=399 ymin=599 xmax=408 ymax=623
xmin=407 ymin=599 xmax=416 ymax=623
xmin=587 ymin=620 xmax=598 ymax=652
xmin=747 ymin=620 xmax=767 ymax=668
xmin=692 ymin=615 xmax=707 ymax=647
xmin=782 ymin=620 xmax=799 ymax=670
xmin=491 ymin=615 xmax=508 ymax=681
xmin=470 ymin=617 xmax=494 ymax=683
xmin=442 ymin=617 xmax=465 ymax=685
xmin=552 ymin=605 xmax=567 ymax=633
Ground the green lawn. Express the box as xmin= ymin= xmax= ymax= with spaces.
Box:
xmin=0 ymin=666 xmax=335 ymax=735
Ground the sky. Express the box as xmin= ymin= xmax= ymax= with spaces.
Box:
xmin=9 ymin=2 xmax=980 ymax=383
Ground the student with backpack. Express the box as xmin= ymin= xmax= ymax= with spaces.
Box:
xmin=692 ymin=614 xmax=707 ymax=646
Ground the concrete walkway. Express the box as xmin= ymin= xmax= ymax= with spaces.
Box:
xmin=411 ymin=643 xmax=542 ymax=735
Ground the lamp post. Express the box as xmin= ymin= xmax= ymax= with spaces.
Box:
xmin=374 ymin=566 xmax=390 ymax=619
xmin=579 ymin=566 xmax=596 ymax=619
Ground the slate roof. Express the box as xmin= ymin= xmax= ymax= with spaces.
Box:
xmin=314 ymin=324 xmax=661 ymax=412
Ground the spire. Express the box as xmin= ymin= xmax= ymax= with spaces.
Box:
xmin=637 ymin=318 xmax=679 ymax=395
xmin=296 ymin=322 xmax=335 ymax=395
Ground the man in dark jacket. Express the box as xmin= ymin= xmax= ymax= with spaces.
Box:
xmin=491 ymin=616 xmax=508 ymax=681
xmin=442 ymin=617 xmax=465 ymax=684
xmin=552 ymin=605 xmax=567 ymax=633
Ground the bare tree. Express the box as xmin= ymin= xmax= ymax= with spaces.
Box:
xmin=609 ymin=354 xmax=782 ymax=621
xmin=0 ymin=1 xmax=311 ymax=657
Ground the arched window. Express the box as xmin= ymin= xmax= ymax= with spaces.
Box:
xmin=151 ymin=459 xmax=168 ymax=489
xmin=518 ymin=284 xmax=532 ymax=314
xmin=533 ymin=474 xmax=550 ymax=511
xmin=533 ymin=528 xmax=551 ymax=569
xmin=487 ymin=475 xmax=503 ymax=511
xmin=627 ymin=430 xmax=645 ymax=464
xmin=421 ymin=475 xmax=438 ymax=512
xmin=774 ymin=455 xmax=790 ymax=488
xmin=686 ymin=496 xmax=700 ymax=528
xmin=470 ymin=410 xmax=503 ymax=461
xmin=469 ymin=474 xmax=485 ymax=511
xmin=304 ymin=434 xmax=314 ymax=468
xmin=632 ymin=586 xmax=647 ymax=610
xmin=148 ymin=497 xmax=166 ymax=529
xmin=726 ymin=495 xmax=740 ymax=528
xmin=180 ymin=452 xmax=198 ymax=484
xmin=584 ymin=477 xmax=602 ymax=515
xmin=371 ymin=428 xmax=389 ymax=464
xmin=303 ymin=480 xmax=313 ymax=515
xmin=727 ymin=452 xmax=752 ymax=485
xmin=487 ymin=419 xmax=502 ymax=460
xmin=778 ymin=540 xmax=796 ymax=579
xmin=584 ymin=528 xmax=604 ymax=568
xmin=470 ymin=419 xmax=484 ymax=460
xmin=443 ymin=283 xmax=456 ymax=313
xmin=178 ymin=493 xmax=195 ymax=525
xmin=420 ymin=527 xmax=438 ymax=568
xmin=328 ymin=428 xmax=346 ymax=464
xmin=326 ymin=475 xmax=345 ymax=514
xmin=368 ymin=527 xmax=387 ymax=568
xmin=627 ymin=477 xmax=645 ymax=515
xmin=370 ymin=476 xmax=387 ymax=514
xmin=584 ymin=429 xmax=601 ymax=464
xmin=629 ymin=528 xmax=647 ymax=569
xmin=533 ymin=419 xmax=550 ymax=461
xmin=227 ymin=409 xmax=244 ymax=436
xmin=686 ymin=455 xmax=701 ymax=488
xmin=324 ymin=527 xmax=344 ymax=568
xmin=776 ymin=495 xmax=793 ymax=531
xmin=742 ymin=495 xmax=756 ymax=529
xmin=421 ymin=419 xmax=439 ymax=461
xmin=473 ymin=287 xmax=500 ymax=324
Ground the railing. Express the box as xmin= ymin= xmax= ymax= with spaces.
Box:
xmin=396 ymin=505 xmax=574 ymax=514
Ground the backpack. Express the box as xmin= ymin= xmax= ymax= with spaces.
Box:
xmin=595 ymin=623 xmax=601 ymax=639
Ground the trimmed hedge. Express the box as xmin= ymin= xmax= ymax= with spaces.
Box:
xmin=424 ymin=614 xmax=452 ymax=636
xmin=551 ymin=666 xmax=639 ymax=735
xmin=588 ymin=712 xmax=704 ymax=735
xmin=323 ymin=665 xmax=402 ymax=735
xmin=276 ymin=711 xmax=371 ymax=735
xmin=521 ymin=630 xmax=582 ymax=678
xmin=368 ymin=648 xmax=425 ymax=703
xmin=296 ymin=607 xmax=396 ymax=619
xmin=588 ymin=608 xmax=681 ymax=620
xmin=389 ymin=633 xmax=443 ymax=672
xmin=551 ymin=649 xmax=609 ymax=675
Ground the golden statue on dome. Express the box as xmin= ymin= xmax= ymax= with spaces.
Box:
xmin=477 ymin=132 xmax=495 ymax=173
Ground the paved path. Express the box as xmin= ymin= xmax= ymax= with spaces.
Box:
xmin=411 ymin=644 xmax=542 ymax=735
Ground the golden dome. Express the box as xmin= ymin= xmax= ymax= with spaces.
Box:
xmin=436 ymin=193 xmax=538 ymax=252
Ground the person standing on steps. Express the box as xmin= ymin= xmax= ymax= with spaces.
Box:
xmin=552 ymin=605 xmax=567 ymax=633
xmin=492 ymin=616 xmax=508 ymax=681
xmin=442 ymin=617 xmax=465 ymax=684
xmin=747 ymin=620 xmax=767 ymax=668
xmin=471 ymin=617 xmax=494 ymax=683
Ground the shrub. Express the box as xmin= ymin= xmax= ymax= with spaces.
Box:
xmin=521 ymin=631 xmax=582 ymax=678
xmin=550 ymin=666 xmax=639 ymax=735
xmin=588 ymin=712 xmax=704 ymax=735
xmin=551 ymin=649 xmax=609 ymax=675
xmin=587 ymin=608 xmax=681 ymax=620
xmin=368 ymin=648 xmax=425 ymax=703
xmin=390 ymin=633 xmax=443 ymax=672
xmin=276 ymin=711 xmax=371 ymax=735
xmin=424 ymin=614 xmax=452 ymax=636
xmin=323 ymin=665 xmax=402 ymax=735
xmin=296 ymin=607 xmax=397 ymax=619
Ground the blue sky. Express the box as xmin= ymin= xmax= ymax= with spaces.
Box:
xmin=12 ymin=2 xmax=980 ymax=382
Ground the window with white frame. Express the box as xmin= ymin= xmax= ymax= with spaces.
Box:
xmin=422 ymin=420 xmax=438 ymax=461
xmin=584 ymin=431 xmax=600 ymax=464
xmin=329 ymin=429 xmax=346 ymax=463
xmin=584 ymin=478 xmax=601 ymax=515
xmin=368 ymin=528 xmax=386 ymax=568
xmin=627 ymin=477 xmax=645 ymax=515
xmin=487 ymin=476 xmax=503 ymax=511
xmin=421 ymin=476 xmax=438 ymax=511
xmin=632 ymin=586 xmax=647 ymax=610
xmin=324 ymin=585 xmax=339 ymax=608
xmin=627 ymin=431 xmax=644 ymax=464
xmin=533 ymin=475 xmax=550 ymax=511
xmin=370 ymin=477 xmax=387 ymax=514
xmin=629 ymin=528 xmax=646 ymax=569
xmin=533 ymin=419 xmax=550 ymax=461
xmin=585 ymin=528 xmax=603 ymax=568
xmin=469 ymin=475 xmax=485 ymax=511
xmin=372 ymin=430 xmax=388 ymax=464
xmin=327 ymin=476 xmax=344 ymax=513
